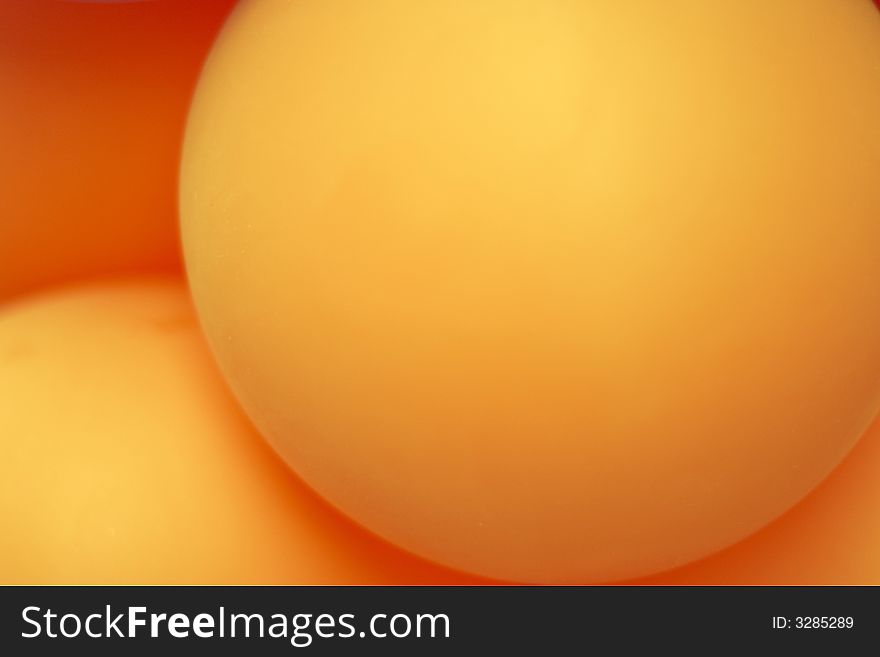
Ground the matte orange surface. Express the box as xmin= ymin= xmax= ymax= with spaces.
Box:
xmin=182 ymin=0 xmax=880 ymax=583
xmin=631 ymin=414 xmax=880 ymax=585
xmin=0 ymin=0 xmax=235 ymax=302
xmin=0 ymin=279 xmax=483 ymax=584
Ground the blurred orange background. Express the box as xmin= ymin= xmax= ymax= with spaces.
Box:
xmin=0 ymin=0 xmax=235 ymax=302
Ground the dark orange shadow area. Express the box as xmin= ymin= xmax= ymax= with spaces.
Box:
xmin=0 ymin=0 xmax=236 ymax=302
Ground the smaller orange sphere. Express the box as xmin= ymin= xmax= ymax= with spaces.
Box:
xmin=0 ymin=278 xmax=482 ymax=584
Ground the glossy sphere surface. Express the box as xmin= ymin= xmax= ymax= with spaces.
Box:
xmin=181 ymin=0 xmax=880 ymax=582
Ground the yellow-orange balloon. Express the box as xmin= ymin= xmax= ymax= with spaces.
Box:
xmin=0 ymin=0 xmax=234 ymax=301
xmin=0 ymin=279 xmax=482 ymax=584
xmin=181 ymin=0 xmax=880 ymax=582
xmin=630 ymin=414 xmax=880 ymax=585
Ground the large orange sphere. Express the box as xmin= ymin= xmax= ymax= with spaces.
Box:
xmin=0 ymin=279 xmax=481 ymax=584
xmin=181 ymin=0 xmax=880 ymax=582
xmin=0 ymin=0 xmax=234 ymax=301
xmin=633 ymin=414 xmax=880 ymax=585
